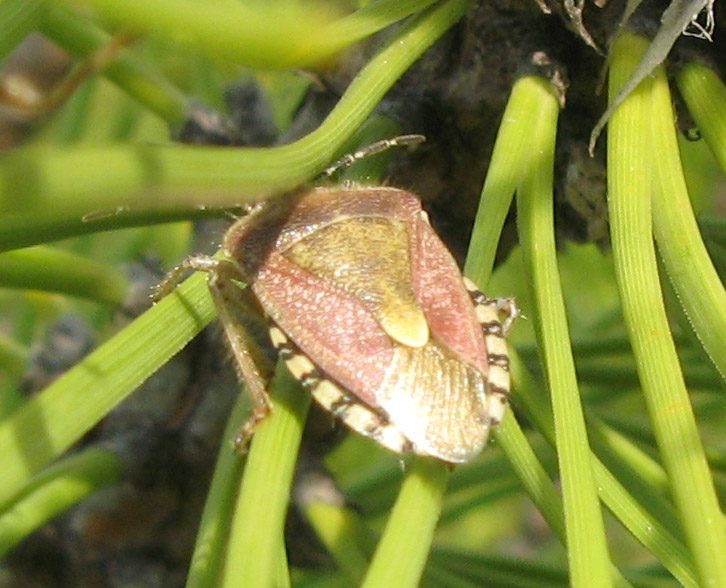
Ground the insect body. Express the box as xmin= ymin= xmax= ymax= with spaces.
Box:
xmin=162 ymin=185 xmax=517 ymax=464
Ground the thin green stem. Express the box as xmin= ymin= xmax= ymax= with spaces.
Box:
xmin=220 ymin=363 xmax=310 ymax=588
xmin=0 ymin=245 xmax=128 ymax=304
xmin=184 ymin=391 xmax=249 ymax=588
xmin=517 ymin=77 xmax=614 ymax=588
xmin=649 ymin=61 xmax=726 ymax=381
xmin=0 ymin=268 xmax=214 ymax=511
xmin=0 ymin=0 xmax=46 ymax=60
xmin=493 ymin=412 xmax=566 ymax=540
xmin=62 ymin=0 xmax=434 ymax=69
xmin=328 ymin=0 xmax=438 ymax=48
xmin=511 ymin=349 xmax=698 ymax=587
xmin=429 ymin=549 xmax=570 ymax=588
xmin=465 ymin=76 xmax=537 ymax=284
xmin=303 ymin=502 xmax=371 ymax=584
xmin=41 ymin=5 xmax=190 ymax=125
xmin=676 ymin=62 xmax=726 ymax=176
xmin=0 ymin=0 xmax=474 ymax=251
xmin=0 ymin=447 xmax=123 ymax=556
xmin=467 ymin=70 xmax=690 ymax=586
xmin=359 ymin=458 xmax=449 ymax=588
xmin=607 ymin=32 xmax=726 ymax=587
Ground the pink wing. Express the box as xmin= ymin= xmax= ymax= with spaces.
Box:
xmin=254 ymin=255 xmax=394 ymax=408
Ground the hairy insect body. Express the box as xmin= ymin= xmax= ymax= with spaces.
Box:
xmin=218 ymin=186 xmax=516 ymax=463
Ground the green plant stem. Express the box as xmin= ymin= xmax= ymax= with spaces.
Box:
xmin=0 ymin=268 xmax=214 ymax=511
xmin=474 ymin=76 xmax=696 ymax=582
xmin=648 ymin=62 xmax=726 ymax=381
xmin=607 ymin=32 xmax=726 ymax=587
xmin=62 ymin=0 xmax=435 ymax=69
xmin=587 ymin=419 xmax=669 ymax=495
xmin=184 ymin=391 xmax=249 ymax=588
xmin=359 ymin=457 xmax=449 ymax=588
xmin=588 ymin=0 xmax=712 ymax=154
xmin=676 ymin=62 xmax=726 ymax=176
xmin=510 ymin=352 xmax=698 ymax=587
xmin=0 ymin=334 xmax=28 ymax=381
xmin=494 ymin=412 xmax=566 ymax=540
xmin=586 ymin=415 xmax=705 ymax=547
xmin=467 ymin=70 xmax=683 ymax=587
xmin=220 ymin=363 xmax=310 ymax=588
xmin=429 ymin=548 xmax=570 ymax=588
xmin=328 ymin=0 xmax=438 ymax=49
xmin=0 ymin=0 xmax=47 ymax=61
xmin=0 ymin=0 xmax=474 ymax=252
xmin=0 ymin=447 xmax=123 ymax=556
xmin=57 ymin=0 xmax=336 ymax=68
xmin=516 ymin=77 xmax=614 ymax=588
xmin=573 ymin=361 xmax=721 ymax=390
xmin=488 ymin=432 xmax=622 ymax=584
xmin=465 ymin=75 xmax=537 ymax=284
xmin=0 ymin=245 xmax=128 ymax=304
xmin=303 ymin=502 xmax=370 ymax=584
xmin=41 ymin=5 xmax=190 ymax=125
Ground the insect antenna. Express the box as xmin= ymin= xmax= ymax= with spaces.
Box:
xmin=321 ymin=134 xmax=426 ymax=178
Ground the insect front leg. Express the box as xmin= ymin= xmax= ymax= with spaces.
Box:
xmin=206 ymin=271 xmax=275 ymax=452
xmin=153 ymin=255 xmax=228 ymax=301
xmin=156 ymin=255 xmax=274 ymax=452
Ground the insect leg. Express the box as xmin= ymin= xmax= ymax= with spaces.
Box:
xmin=155 ymin=255 xmax=273 ymax=452
xmin=152 ymin=255 xmax=237 ymax=301
xmin=462 ymin=278 xmax=520 ymax=336
xmin=490 ymin=297 xmax=520 ymax=336
xmin=206 ymin=271 xmax=274 ymax=452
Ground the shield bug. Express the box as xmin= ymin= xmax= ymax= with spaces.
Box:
xmin=158 ymin=138 xmax=517 ymax=463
